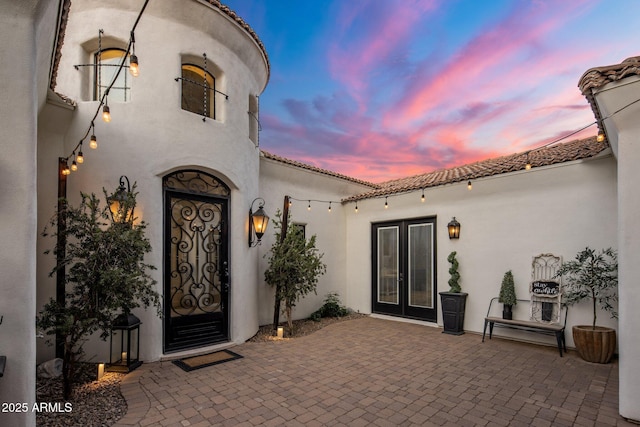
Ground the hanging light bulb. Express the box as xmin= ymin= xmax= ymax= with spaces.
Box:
xmin=62 ymin=162 xmax=71 ymax=176
xmin=384 ymin=197 xmax=388 ymax=209
xmin=76 ymin=148 xmax=84 ymax=164
xmin=421 ymin=189 xmax=425 ymax=203
xmin=328 ymin=202 xmax=332 ymax=213
xmin=597 ymin=132 xmax=605 ymax=142
xmin=355 ymin=202 xmax=359 ymax=213
xmin=307 ymin=201 xmax=311 ymax=211
xmin=102 ymin=104 xmax=111 ymax=122
xmin=525 ymin=152 xmax=531 ymax=170
xmin=129 ymin=54 xmax=139 ymax=77
xmin=71 ymin=160 xmax=78 ymax=172
xmin=90 ymin=134 xmax=98 ymax=149
xmin=467 ymin=180 xmax=472 ymax=190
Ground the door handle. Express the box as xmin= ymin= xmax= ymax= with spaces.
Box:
xmin=398 ymin=273 xmax=404 ymax=282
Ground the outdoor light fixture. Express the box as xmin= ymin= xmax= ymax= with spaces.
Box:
xmin=248 ymin=198 xmax=269 ymax=247
xmin=102 ymin=104 xmax=111 ymax=123
xmin=129 ymin=55 xmax=139 ymax=77
xmin=108 ymin=175 xmax=135 ymax=224
xmin=106 ymin=313 xmax=142 ymax=373
xmin=90 ymin=133 xmax=98 ymax=149
xmin=447 ymin=217 xmax=461 ymax=239
xmin=76 ymin=149 xmax=84 ymax=164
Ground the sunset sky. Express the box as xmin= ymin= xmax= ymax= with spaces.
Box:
xmin=223 ymin=0 xmax=640 ymax=183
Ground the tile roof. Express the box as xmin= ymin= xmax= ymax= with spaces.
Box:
xmin=578 ymin=56 xmax=640 ymax=134
xmin=342 ymin=136 xmax=609 ymax=202
xmin=260 ymin=151 xmax=380 ymax=189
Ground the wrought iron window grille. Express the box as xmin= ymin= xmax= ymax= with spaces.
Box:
xmin=175 ymin=53 xmax=229 ymax=122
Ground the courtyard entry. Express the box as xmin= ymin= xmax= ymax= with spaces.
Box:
xmin=372 ymin=217 xmax=437 ymax=321
xmin=163 ymin=171 xmax=230 ymax=352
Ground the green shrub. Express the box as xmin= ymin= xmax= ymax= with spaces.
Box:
xmin=310 ymin=292 xmax=348 ymax=321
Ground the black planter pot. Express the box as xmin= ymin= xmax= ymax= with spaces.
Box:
xmin=439 ymin=292 xmax=468 ymax=335
xmin=502 ymin=304 xmax=513 ymax=320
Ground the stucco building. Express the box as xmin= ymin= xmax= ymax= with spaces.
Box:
xmin=1 ymin=1 xmax=639 ymax=425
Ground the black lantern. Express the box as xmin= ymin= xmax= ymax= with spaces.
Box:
xmin=447 ymin=217 xmax=461 ymax=239
xmin=249 ymin=198 xmax=269 ymax=247
xmin=108 ymin=176 xmax=135 ymax=224
xmin=107 ymin=313 xmax=142 ymax=373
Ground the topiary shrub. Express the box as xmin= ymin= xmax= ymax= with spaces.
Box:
xmin=498 ymin=270 xmax=517 ymax=306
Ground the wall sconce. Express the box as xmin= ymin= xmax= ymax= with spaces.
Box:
xmin=249 ymin=198 xmax=269 ymax=247
xmin=108 ymin=176 xmax=135 ymax=224
xmin=447 ymin=217 xmax=461 ymax=239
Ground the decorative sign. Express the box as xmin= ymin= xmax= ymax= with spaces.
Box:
xmin=530 ymin=281 xmax=560 ymax=297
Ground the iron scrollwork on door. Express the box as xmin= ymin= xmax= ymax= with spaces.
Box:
xmin=170 ymin=198 xmax=224 ymax=317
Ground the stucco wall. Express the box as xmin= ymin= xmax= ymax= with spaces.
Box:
xmin=36 ymin=0 xmax=269 ymax=363
xmin=345 ymin=154 xmax=618 ymax=349
xmin=1 ymin=1 xmax=61 ymax=426
xmin=257 ymin=157 xmax=375 ymax=326
xmin=592 ymin=75 xmax=640 ymax=422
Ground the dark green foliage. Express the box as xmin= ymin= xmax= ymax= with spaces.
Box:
xmin=447 ymin=251 xmax=461 ymax=293
xmin=264 ymin=211 xmax=327 ymax=334
xmin=498 ymin=270 xmax=517 ymax=306
xmin=310 ymin=292 xmax=349 ymax=321
xmin=555 ymin=247 xmax=618 ymax=329
xmin=37 ymin=188 xmax=161 ymax=399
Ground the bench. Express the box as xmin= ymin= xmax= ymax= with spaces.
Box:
xmin=482 ymin=297 xmax=568 ymax=356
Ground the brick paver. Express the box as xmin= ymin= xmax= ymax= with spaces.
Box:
xmin=114 ymin=317 xmax=634 ymax=426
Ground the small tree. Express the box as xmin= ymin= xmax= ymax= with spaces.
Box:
xmin=37 ymin=188 xmax=161 ymax=399
xmin=264 ymin=211 xmax=326 ymax=334
xmin=555 ymin=247 xmax=618 ymax=329
xmin=498 ymin=270 xmax=517 ymax=306
xmin=447 ymin=251 xmax=461 ymax=292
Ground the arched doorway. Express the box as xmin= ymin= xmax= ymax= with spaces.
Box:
xmin=163 ymin=170 xmax=230 ymax=352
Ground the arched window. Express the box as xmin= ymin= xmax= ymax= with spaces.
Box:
xmin=181 ymin=64 xmax=216 ymax=119
xmin=94 ymin=48 xmax=131 ymax=102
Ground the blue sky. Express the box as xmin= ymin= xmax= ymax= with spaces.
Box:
xmin=223 ymin=0 xmax=640 ymax=182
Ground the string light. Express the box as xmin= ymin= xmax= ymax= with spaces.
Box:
xmin=597 ymin=132 xmax=605 ymax=142
xmin=59 ymin=0 xmax=149 ymax=177
xmin=102 ymin=103 xmax=111 ymax=123
xmin=525 ymin=152 xmax=531 ymax=170
xmin=307 ymin=201 xmax=311 ymax=211
xmin=421 ymin=189 xmax=425 ymax=203
xmin=71 ymin=160 xmax=78 ymax=172
xmin=384 ymin=197 xmax=388 ymax=209
xmin=467 ymin=180 xmax=472 ymax=191
xmin=328 ymin=201 xmax=332 ymax=213
xmin=355 ymin=202 xmax=358 ymax=213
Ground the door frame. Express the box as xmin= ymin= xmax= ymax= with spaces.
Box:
xmin=162 ymin=170 xmax=231 ymax=353
xmin=371 ymin=216 xmax=437 ymax=322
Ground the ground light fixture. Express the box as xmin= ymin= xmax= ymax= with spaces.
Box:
xmin=249 ymin=198 xmax=269 ymax=247
xmin=447 ymin=217 xmax=461 ymax=239
xmin=107 ymin=175 xmax=135 ymax=224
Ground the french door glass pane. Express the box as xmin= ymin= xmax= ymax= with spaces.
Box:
xmin=408 ymin=224 xmax=433 ymax=308
xmin=377 ymin=226 xmax=398 ymax=304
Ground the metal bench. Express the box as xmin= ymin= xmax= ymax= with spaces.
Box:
xmin=482 ymin=297 xmax=568 ymax=356
xmin=482 ymin=254 xmax=567 ymax=356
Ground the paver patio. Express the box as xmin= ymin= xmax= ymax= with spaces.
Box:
xmin=114 ymin=316 xmax=634 ymax=426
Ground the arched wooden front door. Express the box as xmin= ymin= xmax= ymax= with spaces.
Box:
xmin=163 ymin=171 xmax=229 ymax=352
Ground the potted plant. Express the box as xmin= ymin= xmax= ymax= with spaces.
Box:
xmin=439 ymin=251 xmax=468 ymax=335
xmin=498 ymin=270 xmax=517 ymax=320
xmin=555 ymin=247 xmax=618 ymax=363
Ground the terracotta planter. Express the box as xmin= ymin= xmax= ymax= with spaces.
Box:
xmin=572 ymin=325 xmax=616 ymax=363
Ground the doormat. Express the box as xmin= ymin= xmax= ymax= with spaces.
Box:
xmin=172 ymin=349 xmax=243 ymax=372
